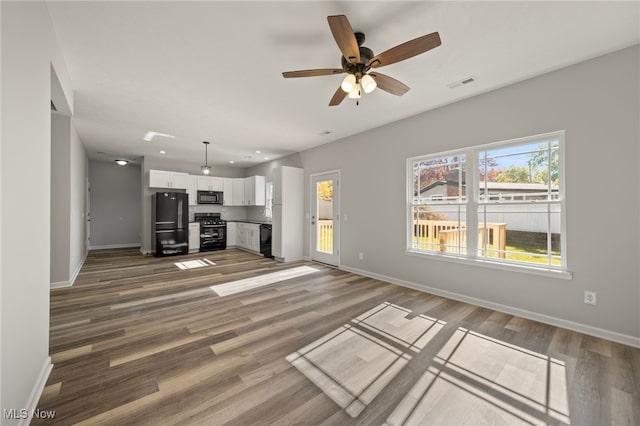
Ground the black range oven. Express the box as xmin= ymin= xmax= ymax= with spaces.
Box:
xmin=194 ymin=213 xmax=226 ymax=252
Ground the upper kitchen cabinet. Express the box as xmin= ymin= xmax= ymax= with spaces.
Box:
xmin=197 ymin=176 xmax=223 ymax=192
xmin=223 ymin=178 xmax=234 ymax=206
xmin=186 ymin=175 xmax=197 ymax=206
xmin=223 ymin=176 xmax=265 ymax=206
xmin=232 ymin=178 xmax=245 ymax=205
xmin=245 ymin=176 xmax=265 ymax=206
xmin=148 ymin=169 xmax=188 ymax=189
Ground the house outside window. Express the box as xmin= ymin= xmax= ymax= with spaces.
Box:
xmin=407 ymin=131 xmax=565 ymax=272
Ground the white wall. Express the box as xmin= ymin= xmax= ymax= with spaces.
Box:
xmin=260 ymin=46 xmax=640 ymax=343
xmin=1 ymin=1 xmax=74 ymax=421
xmin=89 ymin=160 xmax=142 ymax=248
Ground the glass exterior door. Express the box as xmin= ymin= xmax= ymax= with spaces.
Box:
xmin=311 ymin=172 xmax=339 ymax=266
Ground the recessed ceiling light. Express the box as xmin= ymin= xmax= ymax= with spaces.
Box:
xmin=255 ymin=150 xmax=261 ymax=154
xmin=264 ymin=157 xmax=269 ymax=160
xmin=229 ymin=160 xmax=235 ymax=164
xmin=159 ymin=150 xmax=166 ymax=154
xmin=115 ymin=159 xmax=128 ymax=166
xmin=143 ymin=131 xmax=175 ymax=142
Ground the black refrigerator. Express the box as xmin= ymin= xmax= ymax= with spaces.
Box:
xmin=152 ymin=192 xmax=189 ymax=257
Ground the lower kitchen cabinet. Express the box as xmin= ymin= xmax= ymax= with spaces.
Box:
xmin=226 ymin=222 xmax=237 ymax=246
xmin=232 ymin=222 xmax=261 ymax=253
xmin=188 ymin=223 xmax=200 ymax=252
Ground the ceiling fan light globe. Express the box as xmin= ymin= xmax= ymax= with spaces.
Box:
xmin=341 ymin=74 xmax=356 ymax=93
xmin=348 ymin=83 xmax=361 ymax=99
xmin=361 ymin=74 xmax=377 ymax=93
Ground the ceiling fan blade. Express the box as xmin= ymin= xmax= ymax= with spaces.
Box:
xmin=282 ymin=68 xmax=345 ymax=78
xmin=329 ymin=86 xmax=347 ymax=106
xmin=369 ymin=72 xmax=410 ymax=96
xmin=369 ymin=32 xmax=441 ymax=68
xmin=327 ymin=15 xmax=360 ymax=64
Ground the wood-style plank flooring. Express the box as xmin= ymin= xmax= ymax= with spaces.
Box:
xmin=35 ymin=248 xmax=640 ymax=425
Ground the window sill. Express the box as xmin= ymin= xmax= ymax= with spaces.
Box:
xmin=404 ymin=249 xmax=573 ymax=280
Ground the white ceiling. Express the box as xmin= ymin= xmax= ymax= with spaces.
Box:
xmin=46 ymin=1 xmax=639 ymax=168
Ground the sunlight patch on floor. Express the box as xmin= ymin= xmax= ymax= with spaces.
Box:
xmin=385 ymin=327 xmax=570 ymax=426
xmin=174 ymin=259 xmax=216 ymax=270
xmin=210 ymin=265 xmax=320 ymax=296
xmin=287 ymin=302 xmax=446 ymax=418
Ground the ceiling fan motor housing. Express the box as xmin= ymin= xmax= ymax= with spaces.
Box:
xmin=341 ymin=36 xmax=375 ymax=78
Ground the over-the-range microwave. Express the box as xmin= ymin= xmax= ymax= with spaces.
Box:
xmin=197 ymin=191 xmax=223 ymax=204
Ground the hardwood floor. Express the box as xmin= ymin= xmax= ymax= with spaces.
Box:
xmin=35 ymin=248 xmax=640 ymax=425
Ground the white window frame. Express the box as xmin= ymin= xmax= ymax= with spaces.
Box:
xmin=406 ymin=131 xmax=571 ymax=279
xmin=264 ymin=181 xmax=273 ymax=219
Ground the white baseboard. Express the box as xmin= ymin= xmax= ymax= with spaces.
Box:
xmin=89 ymin=243 xmax=141 ymax=250
xmin=339 ymin=265 xmax=640 ymax=349
xmin=19 ymin=356 xmax=53 ymax=426
xmin=51 ymin=251 xmax=88 ymax=289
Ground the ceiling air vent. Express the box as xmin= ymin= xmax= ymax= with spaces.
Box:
xmin=447 ymin=76 xmax=478 ymax=89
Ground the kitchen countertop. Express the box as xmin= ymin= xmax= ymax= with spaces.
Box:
xmin=225 ymin=219 xmax=272 ymax=225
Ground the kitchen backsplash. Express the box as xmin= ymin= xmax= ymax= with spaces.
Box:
xmin=188 ymin=205 xmax=247 ymax=222
xmin=246 ymin=206 xmax=272 ymax=223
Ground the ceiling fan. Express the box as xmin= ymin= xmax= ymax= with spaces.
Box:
xmin=282 ymin=15 xmax=441 ymax=106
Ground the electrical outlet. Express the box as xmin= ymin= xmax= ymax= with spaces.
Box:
xmin=584 ymin=291 xmax=597 ymax=305
xmin=358 ymin=252 xmax=364 ymax=261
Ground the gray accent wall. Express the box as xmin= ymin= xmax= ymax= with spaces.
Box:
xmin=51 ymin=114 xmax=88 ymax=286
xmin=89 ymin=160 xmax=142 ymax=248
xmin=255 ymin=46 xmax=640 ymax=342
xmin=51 ymin=114 xmax=71 ymax=284
xmin=1 ymin=1 xmax=75 ymax=420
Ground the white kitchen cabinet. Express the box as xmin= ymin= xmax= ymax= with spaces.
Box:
xmin=247 ymin=223 xmax=260 ymax=252
xmin=223 ymin=178 xmax=233 ymax=206
xmin=272 ymin=166 xmax=304 ymax=262
xmin=234 ymin=222 xmax=260 ymax=252
xmin=237 ymin=223 xmax=248 ymax=248
xmin=232 ymin=178 xmax=245 ymax=206
xmin=148 ymin=169 xmax=188 ymax=189
xmin=188 ymin=223 xmax=200 ymax=252
xmin=226 ymin=222 xmax=237 ymax=246
xmin=186 ymin=175 xmax=198 ymax=206
xmin=220 ymin=176 xmax=265 ymax=206
xmin=197 ymin=176 xmax=223 ymax=192
xmin=244 ymin=176 xmax=265 ymax=206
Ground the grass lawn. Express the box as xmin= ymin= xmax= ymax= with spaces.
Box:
xmin=413 ymin=237 xmax=561 ymax=266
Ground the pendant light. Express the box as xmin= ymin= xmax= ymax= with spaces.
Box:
xmin=201 ymin=141 xmax=211 ymax=175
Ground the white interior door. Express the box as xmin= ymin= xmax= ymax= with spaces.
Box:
xmin=311 ymin=171 xmax=340 ymax=266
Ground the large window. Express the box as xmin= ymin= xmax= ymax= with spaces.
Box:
xmin=407 ymin=131 xmax=566 ymax=273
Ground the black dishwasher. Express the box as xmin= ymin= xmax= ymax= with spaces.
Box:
xmin=259 ymin=224 xmax=272 ymax=258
